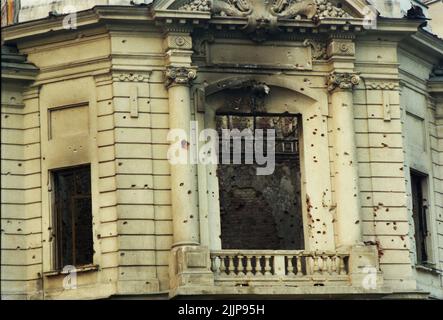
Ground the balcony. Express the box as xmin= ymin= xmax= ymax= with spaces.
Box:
xmin=170 ymin=245 xmax=390 ymax=298
xmin=210 ymin=250 xmax=350 ymax=287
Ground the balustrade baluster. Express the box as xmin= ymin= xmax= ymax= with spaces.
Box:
xmin=287 ymin=256 xmax=295 ymax=276
xmin=296 ymin=255 xmax=303 ymax=276
xmin=331 ymin=255 xmax=338 ymax=275
xmin=246 ymin=256 xmax=253 ymax=276
xmin=323 ymin=255 xmax=330 ymax=275
xmin=313 ymin=255 xmax=320 ymax=275
xmin=338 ymin=255 xmax=346 ymax=275
xmin=211 ymin=256 xmax=219 ymax=275
xmin=219 ymin=255 xmax=226 ymax=275
xmin=238 ymin=255 xmax=245 ymax=276
xmin=228 ymin=256 xmax=235 ymax=276
xmin=264 ymin=256 xmax=272 ymax=276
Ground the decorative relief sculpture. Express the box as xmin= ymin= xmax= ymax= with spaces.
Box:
xmin=114 ymin=73 xmax=150 ymax=82
xmin=366 ymin=82 xmax=398 ymax=90
xmin=327 ymin=72 xmax=360 ymax=91
xmin=165 ymin=66 xmax=197 ymax=87
xmin=315 ymin=0 xmax=350 ymax=19
xmin=179 ymin=0 xmax=350 ymax=20
xmin=180 ymin=0 xmax=251 ymax=16
xmin=271 ymin=0 xmax=317 ymax=19
xmin=304 ymin=39 xmax=327 ymax=60
xmin=177 ymin=0 xmax=352 ymax=41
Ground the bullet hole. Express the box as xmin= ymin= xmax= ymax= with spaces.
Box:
xmin=183 ymin=220 xmax=188 ymax=223
xmin=131 ymin=184 xmax=136 ymax=188
xmin=118 ymin=162 xmax=123 ymax=166
xmin=123 ymin=221 xmax=128 ymax=225
xmin=344 ymin=152 xmax=349 ymax=156
xmin=32 ymin=255 xmax=35 ymax=259
xmin=381 ymin=143 xmax=388 ymax=147
xmin=188 ymin=190 xmax=192 ymax=194
xmin=144 ymin=184 xmax=149 ymax=188
xmin=123 ymin=116 xmax=127 ymax=119
xmin=355 ymin=220 xmax=360 ymax=224
xmin=367 ymin=196 xmax=371 ymax=200
xmin=4 ymin=115 xmax=9 ymax=118
xmin=122 ymin=40 xmax=127 ymax=43
xmin=190 ymin=215 xmax=194 ymax=219
xmin=17 ymin=228 xmax=22 ymax=232
xmin=18 ymin=163 xmax=22 ymax=167
xmin=181 ymin=140 xmax=191 ymax=150
xmin=180 ymin=183 xmax=184 ymax=187
xmin=97 ymin=234 xmax=101 ymax=239
xmin=120 ymin=252 xmax=125 ymax=256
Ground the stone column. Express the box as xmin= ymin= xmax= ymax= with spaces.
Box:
xmin=164 ymin=32 xmax=213 ymax=294
xmin=328 ymin=72 xmax=363 ymax=247
xmin=165 ymin=66 xmax=200 ymax=247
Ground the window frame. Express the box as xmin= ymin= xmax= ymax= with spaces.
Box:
xmin=51 ymin=164 xmax=94 ymax=270
xmin=410 ymin=169 xmax=433 ymax=266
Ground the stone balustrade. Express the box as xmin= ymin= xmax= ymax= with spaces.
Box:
xmin=210 ymin=250 xmax=350 ymax=283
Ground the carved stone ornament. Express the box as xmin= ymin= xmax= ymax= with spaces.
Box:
xmin=366 ymin=82 xmax=398 ymax=90
xmin=179 ymin=0 xmax=350 ymax=20
xmin=178 ymin=0 xmax=351 ymax=41
xmin=165 ymin=67 xmax=197 ymax=87
xmin=327 ymin=72 xmax=360 ymax=91
xmin=304 ymin=39 xmax=327 ymax=60
xmin=114 ymin=73 xmax=150 ymax=83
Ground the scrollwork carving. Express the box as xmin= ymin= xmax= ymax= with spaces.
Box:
xmin=114 ymin=73 xmax=150 ymax=83
xmin=366 ymin=82 xmax=398 ymax=90
xmin=165 ymin=67 xmax=197 ymax=88
xmin=327 ymin=72 xmax=360 ymax=91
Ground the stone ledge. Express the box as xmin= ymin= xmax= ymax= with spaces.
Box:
xmin=170 ymin=284 xmax=394 ymax=299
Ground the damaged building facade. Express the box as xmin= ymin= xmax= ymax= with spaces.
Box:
xmin=1 ymin=0 xmax=443 ymax=299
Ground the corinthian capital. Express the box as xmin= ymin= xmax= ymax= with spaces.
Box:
xmin=165 ymin=66 xmax=197 ymax=88
xmin=327 ymin=72 xmax=360 ymax=92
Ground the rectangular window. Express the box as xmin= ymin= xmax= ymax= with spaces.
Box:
xmin=53 ymin=165 xmax=93 ymax=269
xmin=216 ymin=113 xmax=304 ymax=250
xmin=410 ymin=171 xmax=429 ymax=265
